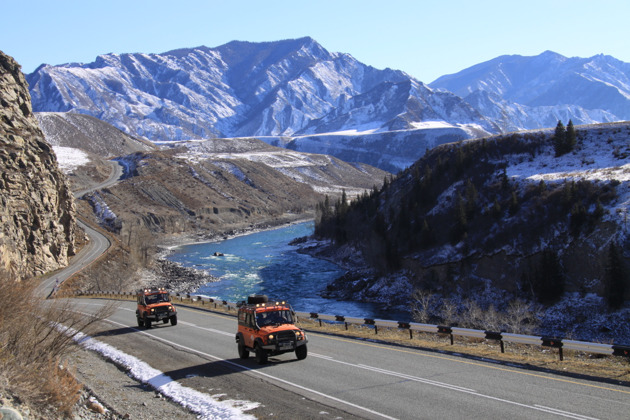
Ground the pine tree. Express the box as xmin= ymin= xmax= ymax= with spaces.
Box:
xmin=451 ymin=193 xmax=468 ymax=242
xmin=534 ymin=250 xmax=565 ymax=304
xmin=464 ymin=179 xmax=478 ymax=217
xmin=509 ymin=190 xmax=519 ymax=215
xmin=566 ymin=119 xmax=577 ymax=152
xmin=604 ymin=243 xmax=627 ymax=309
xmin=553 ymin=120 xmax=567 ymax=157
xmin=492 ymin=198 xmax=502 ymax=218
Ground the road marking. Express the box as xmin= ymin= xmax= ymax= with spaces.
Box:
xmin=90 ymin=302 xmax=630 ymax=397
xmin=310 ymin=332 xmax=630 ymax=395
xmin=88 ymin=313 xmax=398 ymax=420
xmin=535 ymin=405 xmax=600 ymax=420
xmin=80 ymin=301 xmax=622 ymax=418
xmin=310 ymin=353 xmax=599 ymax=419
xmin=179 ymin=320 xmax=233 ymax=337
xmin=310 ymin=352 xmax=475 ymax=392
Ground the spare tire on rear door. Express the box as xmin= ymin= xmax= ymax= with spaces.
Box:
xmin=247 ymin=294 xmax=268 ymax=304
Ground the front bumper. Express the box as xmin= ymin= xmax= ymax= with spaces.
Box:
xmin=262 ymin=337 xmax=308 ymax=352
xmin=146 ymin=311 xmax=175 ymax=321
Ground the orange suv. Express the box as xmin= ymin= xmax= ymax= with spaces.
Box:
xmin=136 ymin=287 xmax=177 ymax=328
xmin=236 ymin=295 xmax=307 ymax=364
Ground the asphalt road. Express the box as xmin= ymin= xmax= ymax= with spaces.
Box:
xmin=73 ymin=298 xmax=630 ymax=420
xmin=37 ymin=161 xmax=121 ymax=297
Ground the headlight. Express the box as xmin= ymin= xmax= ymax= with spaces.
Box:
xmin=150 ymin=308 xmax=155 ymax=313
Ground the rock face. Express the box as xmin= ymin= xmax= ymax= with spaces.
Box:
xmin=0 ymin=51 xmax=76 ymax=281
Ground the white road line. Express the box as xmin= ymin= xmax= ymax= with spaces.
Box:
xmin=81 ymin=302 xmax=600 ymax=420
xmin=308 ymin=354 xmax=599 ymax=419
xmin=179 ymin=321 xmax=234 ymax=337
xmin=96 ymin=316 xmax=398 ymax=420
xmin=535 ymin=405 xmax=600 ymax=420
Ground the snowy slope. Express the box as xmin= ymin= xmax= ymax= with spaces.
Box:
xmin=26 ymin=38 xmax=494 ymax=144
xmin=431 ymin=51 xmax=630 ymax=131
xmin=158 ymin=137 xmax=387 ymax=197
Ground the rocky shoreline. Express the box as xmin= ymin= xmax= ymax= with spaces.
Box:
xmin=291 ymin=235 xmax=415 ymax=314
xmin=151 ymin=216 xmax=315 ymax=295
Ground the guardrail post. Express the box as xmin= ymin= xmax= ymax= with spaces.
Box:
xmin=336 ymin=316 xmax=347 ymax=330
xmin=613 ymin=344 xmax=630 ymax=358
xmin=542 ymin=337 xmax=564 ymax=361
xmin=485 ymin=331 xmax=504 ymax=353
xmin=364 ymin=319 xmax=376 ymax=335
xmin=399 ymin=322 xmax=412 ymax=339
xmin=438 ymin=326 xmax=453 ymax=345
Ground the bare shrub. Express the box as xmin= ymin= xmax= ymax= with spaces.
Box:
xmin=0 ymin=273 xmax=113 ymax=416
xmin=411 ymin=291 xmax=541 ymax=335
xmin=459 ymin=299 xmax=484 ymax=329
xmin=481 ymin=304 xmax=501 ymax=332
xmin=411 ymin=289 xmax=435 ymax=323
xmin=440 ymin=298 xmax=459 ymax=326
xmin=504 ymin=298 xmax=541 ymax=334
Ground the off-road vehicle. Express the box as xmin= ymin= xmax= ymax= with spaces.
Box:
xmin=236 ymin=294 xmax=308 ymax=364
xmin=136 ymin=287 xmax=177 ymax=328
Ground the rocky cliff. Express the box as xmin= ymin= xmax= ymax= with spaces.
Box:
xmin=0 ymin=51 xmax=76 ymax=281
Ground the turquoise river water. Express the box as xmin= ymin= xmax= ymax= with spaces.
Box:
xmin=166 ymin=222 xmax=409 ymax=321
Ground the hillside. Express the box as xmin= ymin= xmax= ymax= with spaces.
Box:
xmin=309 ymin=122 xmax=630 ymax=343
xmin=36 ymin=112 xmax=388 ymax=292
xmin=35 ymin=112 xmax=157 ymax=192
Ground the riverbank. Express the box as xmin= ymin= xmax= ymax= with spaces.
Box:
xmin=153 ymin=214 xmax=315 ymax=295
xmin=292 ymin=235 xmax=415 ymax=319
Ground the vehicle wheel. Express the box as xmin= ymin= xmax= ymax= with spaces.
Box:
xmin=255 ymin=344 xmax=268 ymax=364
xmin=136 ymin=316 xmax=143 ymax=327
xmin=238 ymin=341 xmax=249 ymax=359
xmin=170 ymin=315 xmax=178 ymax=326
xmin=296 ymin=344 xmax=307 ymax=360
xmin=143 ymin=314 xmax=152 ymax=329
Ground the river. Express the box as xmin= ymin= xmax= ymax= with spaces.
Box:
xmin=166 ymin=222 xmax=409 ymax=321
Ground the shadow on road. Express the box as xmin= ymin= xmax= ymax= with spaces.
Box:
xmin=157 ymin=356 xmax=302 ymax=383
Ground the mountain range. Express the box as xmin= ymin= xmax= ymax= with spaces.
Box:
xmin=431 ymin=50 xmax=630 ymax=133
xmin=24 ymin=38 xmax=630 ymax=172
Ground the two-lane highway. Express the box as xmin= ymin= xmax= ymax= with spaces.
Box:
xmin=74 ymin=298 xmax=630 ymax=419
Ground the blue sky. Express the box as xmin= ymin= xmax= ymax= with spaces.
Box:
xmin=3 ymin=0 xmax=629 ymax=83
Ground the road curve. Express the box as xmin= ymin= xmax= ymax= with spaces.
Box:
xmin=74 ymin=299 xmax=630 ymax=420
xmin=38 ymin=161 xmax=121 ymax=297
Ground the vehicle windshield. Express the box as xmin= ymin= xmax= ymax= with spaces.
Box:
xmin=145 ymin=293 xmax=170 ymax=304
xmin=256 ymin=310 xmax=293 ymax=327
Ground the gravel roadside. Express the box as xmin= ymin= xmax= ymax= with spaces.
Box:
xmin=70 ymin=346 xmax=199 ymax=420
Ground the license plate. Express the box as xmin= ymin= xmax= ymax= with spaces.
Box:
xmin=279 ymin=342 xmax=294 ymax=350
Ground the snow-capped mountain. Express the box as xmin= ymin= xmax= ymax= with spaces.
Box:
xmin=26 ymin=40 xmax=630 ymax=172
xmin=26 ymin=37 xmax=495 ymax=142
xmin=431 ymin=51 xmax=630 ymax=131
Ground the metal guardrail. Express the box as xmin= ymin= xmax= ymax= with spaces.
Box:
xmin=80 ymin=291 xmax=630 ymax=361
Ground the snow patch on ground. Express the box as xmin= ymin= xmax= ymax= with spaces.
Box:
xmin=70 ymin=329 xmax=258 ymax=419
xmin=53 ymin=146 xmax=90 ymax=173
